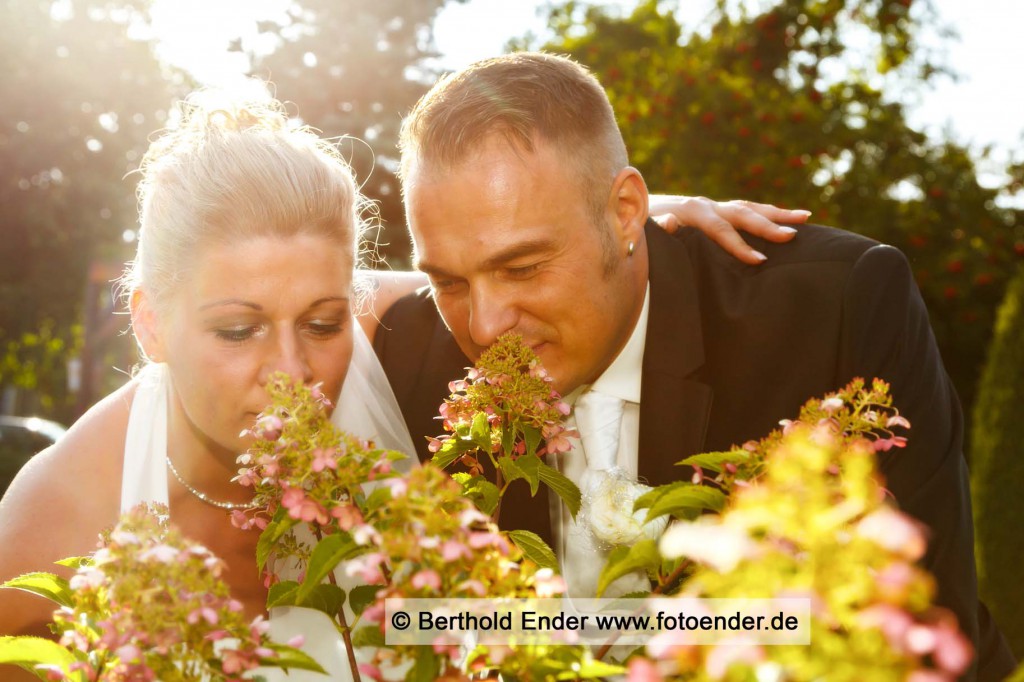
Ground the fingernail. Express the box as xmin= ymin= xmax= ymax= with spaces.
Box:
xmin=794 ymin=210 xmax=812 ymax=217
xmin=752 ymin=250 xmax=767 ymax=262
xmin=779 ymin=226 xmax=798 ymax=234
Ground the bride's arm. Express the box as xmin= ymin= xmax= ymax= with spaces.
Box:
xmin=355 ymin=196 xmax=811 ymax=339
xmin=648 ymin=195 xmax=809 ymax=264
xmin=0 ymin=388 xmax=129 ymax=651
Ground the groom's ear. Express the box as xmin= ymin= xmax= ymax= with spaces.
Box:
xmin=130 ymin=290 xmax=166 ymax=364
xmin=608 ymin=166 xmax=649 ymax=250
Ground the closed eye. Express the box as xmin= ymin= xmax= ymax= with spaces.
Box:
xmin=504 ymin=263 xmax=541 ymax=280
xmin=429 ymin=277 xmax=465 ymax=294
xmin=304 ymin=320 xmax=344 ymax=338
xmin=214 ymin=325 xmax=263 ymax=343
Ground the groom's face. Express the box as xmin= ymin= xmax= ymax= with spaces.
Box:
xmin=404 ymin=135 xmax=646 ymax=395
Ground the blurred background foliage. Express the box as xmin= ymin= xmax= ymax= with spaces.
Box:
xmin=521 ymin=0 xmax=1024 ymax=436
xmin=971 ymin=263 xmax=1024 ymax=658
xmin=0 ymin=0 xmax=1021 ymax=658
xmin=1 ymin=0 xmax=183 ymax=421
xmin=4 ymin=0 xmax=1020 ymax=429
xmin=246 ymin=0 xmax=460 ymax=264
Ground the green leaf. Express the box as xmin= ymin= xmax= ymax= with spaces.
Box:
xmin=565 ymin=659 xmax=627 ymax=679
xmin=603 ymin=592 xmax=653 ymax=611
xmin=53 ymin=556 xmax=90 ymax=570
xmin=256 ymin=506 xmax=299 ymax=572
xmin=431 ymin=438 xmax=468 ymax=470
xmin=537 ymin=461 xmax=582 ymax=519
xmin=500 ymin=423 xmax=516 ymax=456
xmin=633 ymin=481 xmax=688 ymax=512
xmin=0 ymin=636 xmax=80 ymax=679
xmin=351 ymin=625 xmax=384 ymax=648
xmin=642 ymin=485 xmax=726 ymax=524
xmin=459 ymin=475 xmax=502 ymax=516
xmin=297 ymin=533 xmax=360 ymax=601
xmin=411 ymin=645 xmax=440 ymax=682
xmin=678 ymin=449 xmax=749 ymax=473
xmin=266 ymin=580 xmax=300 ymax=608
xmin=523 ymin=424 xmax=543 ymax=458
xmin=470 ymin=411 xmax=492 ymax=450
xmin=1 ymin=573 xmax=72 ymax=608
xmin=508 ymin=530 xmax=558 ymax=571
xmin=596 ymin=539 xmax=660 ymax=597
xmin=515 ymin=453 xmax=542 ymax=494
xmin=268 ymin=580 xmax=346 ymax=617
xmin=363 ymin=486 xmax=393 ymax=514
xmin=498 ymin=455 xmax=527 ymax=486
xmin=257 ymin=641 xmax=327 ymax=674
xmin=348 ymin=584 xmax=380 ymax=617
xmin=297 ymin=584 xmax=346 ymax=617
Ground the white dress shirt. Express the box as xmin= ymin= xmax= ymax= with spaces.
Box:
xmin=550 ymin=284 xmax=651 ymax=598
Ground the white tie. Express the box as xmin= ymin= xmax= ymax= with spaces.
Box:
xmin=575 ymin=390 xmax=624 ymax=491
xmin=563 ymin=390 xmax=640 ymax=599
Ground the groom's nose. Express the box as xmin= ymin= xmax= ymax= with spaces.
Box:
xmin=467 ymin=284 xmax=518 ymax=349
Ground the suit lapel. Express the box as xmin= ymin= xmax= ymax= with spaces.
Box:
xmin=638 ymin=224 xmax=714 ymax=486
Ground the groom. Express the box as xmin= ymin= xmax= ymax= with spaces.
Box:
xmin=373 ymin=52 xmax=1015 ymax=678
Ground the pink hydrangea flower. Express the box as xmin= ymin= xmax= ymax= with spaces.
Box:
xmin=856 ymin=508 xmax=926 ymax=560
xmin=411 ymin=569 xmax=442 ymax=591
xmin=310 ymin=447 xmax=337 ymax=472
xmin=627 ymin=657 xmax=664 ymax=682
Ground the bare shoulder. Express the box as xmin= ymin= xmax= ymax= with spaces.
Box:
xmin=0 ymin=380 xmax=137 ymax=635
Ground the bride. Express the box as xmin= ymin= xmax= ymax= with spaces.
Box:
xmin=0 ymin=89 xmax=804 ymax=680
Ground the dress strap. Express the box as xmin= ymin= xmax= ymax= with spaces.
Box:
xmin=120 ymin=363 xmax=171 ymax=511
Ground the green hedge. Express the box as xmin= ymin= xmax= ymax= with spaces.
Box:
xmin=972 ymin=265 xmax=1024 ymax=659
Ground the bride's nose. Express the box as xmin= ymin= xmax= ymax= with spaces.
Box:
xmin=259 ymin=331 xmax=314 ymax=385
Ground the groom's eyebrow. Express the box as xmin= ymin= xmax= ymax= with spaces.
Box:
xmin=479 ymin=238 xmax=555 ymax=270
xmin=415 ymin=238 xmax=555 ymax=277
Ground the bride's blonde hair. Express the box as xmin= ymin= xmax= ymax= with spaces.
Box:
xmin=122 ymin=88 xmax=364 ymax=310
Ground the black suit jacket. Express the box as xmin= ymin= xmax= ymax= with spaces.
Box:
xmin=374 ymin=222 xmax=1015 ymax=680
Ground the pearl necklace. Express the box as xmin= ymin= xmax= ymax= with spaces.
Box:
xmin=165 ymin=455 xmax=258 ymax=511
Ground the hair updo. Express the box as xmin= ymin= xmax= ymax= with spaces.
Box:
xmin=123 ymin=90 xmax=364 ymax=310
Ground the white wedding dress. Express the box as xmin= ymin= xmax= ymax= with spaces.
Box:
xmin=120 ymin=322 xmax=416 ymax=680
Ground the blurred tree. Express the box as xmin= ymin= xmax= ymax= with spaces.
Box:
xmin=530 ymin=0 xmax=1024 ymax=429
xmin=971 ymin=264 xmax=1024 ymax=659
xmin=0 ymin=0 xmax=181 ymax=421
xmin=247 ymin=0 xmax=464 ymax=268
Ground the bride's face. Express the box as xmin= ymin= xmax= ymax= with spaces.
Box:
xmin=150 ymin=233 xmax=354 ymax=455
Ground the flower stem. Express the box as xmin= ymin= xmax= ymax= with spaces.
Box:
xmin=492 ymin=467 xmax=505 ymax=525
xmin=316 ymin=527 xmax=362 ymax=682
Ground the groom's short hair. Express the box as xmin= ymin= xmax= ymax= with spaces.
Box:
xmin=398 ymin=52 xmax=629 ymax=224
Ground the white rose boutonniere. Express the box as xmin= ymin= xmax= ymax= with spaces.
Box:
xmin=582 ymin=467 xmax=669 ymax=548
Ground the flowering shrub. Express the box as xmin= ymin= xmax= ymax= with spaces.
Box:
xmin=596 ymin=378 xmax=914 ymax=598
xmin=429 ymin=333 xmax=582 ymax=563
xmin=235 ymin=368 xmax=613 ymax=681
xmin=1 ymin=341 xmax=978 ymax=681
xmin=0 ymin=503 xmax=320 ymax=681
xmin=624 ymin=386 xmax=973 ymax=681
xmin=350 ymin=465 xmax=607 ymax=681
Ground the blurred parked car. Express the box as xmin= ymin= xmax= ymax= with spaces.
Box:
xmin=0 ymin=416 xmax=67 ymax=499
